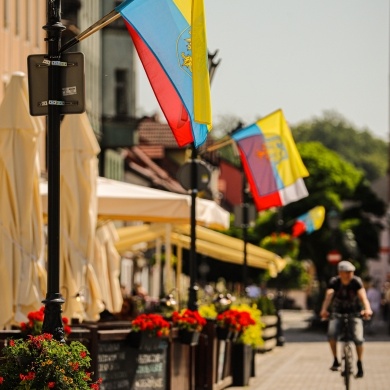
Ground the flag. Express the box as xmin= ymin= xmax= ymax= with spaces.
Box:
xmin=292 ymin=206 xmax=325 ymax=237
xmin=231 ymin=109 xmax=309 ymax=211
xmin=116 ymin=0 xmax=212 ymax=148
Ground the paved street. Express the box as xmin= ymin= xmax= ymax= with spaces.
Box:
xmin=230 ymin=310 xmax=390 ymax=390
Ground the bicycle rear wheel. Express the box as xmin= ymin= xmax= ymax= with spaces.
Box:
xmin=343 ymin=343 xmax=353 ymax=390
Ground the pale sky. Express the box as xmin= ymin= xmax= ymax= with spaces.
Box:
xmin=135 ymin=0 xmax=389 ymax=140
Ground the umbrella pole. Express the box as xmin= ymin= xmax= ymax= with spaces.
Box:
xmin=42 ymin=0 xmax=66 ymax=342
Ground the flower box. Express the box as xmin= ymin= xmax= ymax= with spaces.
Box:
xmin=178 ymin=329 xmax=200 ymax=346
xmin=231 ymin=342 xmax=253 ymax=386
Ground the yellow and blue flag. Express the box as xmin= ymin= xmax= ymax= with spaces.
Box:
xmin=292 ymin=206 xmax=326 ymax=237
xmin=231 ymin=109 xmax=309 ymax=211
xmin=116 ymin=0 xmax=212 ymax=148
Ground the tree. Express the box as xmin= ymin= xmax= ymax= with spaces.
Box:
xmin=291 ymin=110 xmax=388 ymax=182
xmin=249 ymin=142 xmax=385 ymax=283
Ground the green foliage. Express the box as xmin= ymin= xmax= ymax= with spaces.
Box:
xmin=292 ymin=110 xmax=388 ymax=181
xmin=297 ymin=142 xmax=363 ymax=198
xmin=198 ymin=303 xmax=218 ymax=320
xmin=0 ymin=334 xmax=101 ymax=389
xmin=260 ymin=233 xmax=299 ymax=259
xmin=255 ymin=296 xmax=276 ymax=316
xmin=264 ymin=259 xmax=310 ymax=290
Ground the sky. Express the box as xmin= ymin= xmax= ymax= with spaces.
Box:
xmin=135 ymin=0 xmax=389 ymax=140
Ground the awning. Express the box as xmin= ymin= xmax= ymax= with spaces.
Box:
xmin=115 ymin=223 xmax=285 ymax=277
xmin=115 ymin=224 xmax=167 ymax=253
xmin=171 ymin=225 xmax=285 ymax=277
xmin=40 ymin=177 xmax=230 ymax=229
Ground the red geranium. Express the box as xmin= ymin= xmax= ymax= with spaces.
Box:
xmin=172 ymin=309 xmax=207 ymax=332
xmin=130 ymin=313 xmax=170 ymax=337
xmin=20 ymin=306 xmax=71 ymax=337
xmin=216 ymin=309 xmax=256 ymax=333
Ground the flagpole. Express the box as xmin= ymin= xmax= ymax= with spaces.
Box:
xmin=202 ymin=138 xmax=235 ymax=153
xmin=60 ymin=9 xmax=121 ymax=53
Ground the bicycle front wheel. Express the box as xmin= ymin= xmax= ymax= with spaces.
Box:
xmin=343 ymin=343 xmax=353 ymax=390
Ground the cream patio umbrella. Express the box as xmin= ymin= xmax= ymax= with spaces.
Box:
xmin=0 ymin=72 xmax=46 ymax=328
xmin=59 ymin=113 xmax=103 ymax=320
xmin=42 ymin=176 xmax=230 ymax=228
xmin=93 ymin=221 xmax=123 ymax=315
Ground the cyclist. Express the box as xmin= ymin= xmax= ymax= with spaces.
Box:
xmin=320 ymin=260 xmax=372 ymax=378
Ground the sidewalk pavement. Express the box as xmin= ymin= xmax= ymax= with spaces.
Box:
xmin=229 ymin=310 xmax=390 ymax=390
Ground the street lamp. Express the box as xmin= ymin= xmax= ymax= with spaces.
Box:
xmin=41 ymin=0 xmax=66 ymax=342
xmin=326 ymin=209 xmax=342 ymax=271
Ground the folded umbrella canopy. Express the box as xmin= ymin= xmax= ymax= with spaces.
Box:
xmin=59 ymin=113 xmax=104 ymax=320
xmin=0 ymin=72 xmax=46 ymax=328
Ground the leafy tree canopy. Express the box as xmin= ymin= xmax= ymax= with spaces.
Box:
xmin=291 ymin=110 xmax=388 ymax=182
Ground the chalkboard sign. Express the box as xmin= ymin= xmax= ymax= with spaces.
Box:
xmin=97 ymin=337 xmax=168 ymax=390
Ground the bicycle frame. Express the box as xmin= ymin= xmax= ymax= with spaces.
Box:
xmin=334 ymin=313 xmax=358 ymax=390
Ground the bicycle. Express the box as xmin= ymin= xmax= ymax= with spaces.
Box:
xmin=334 ymin=313 xmax=360 ymax=390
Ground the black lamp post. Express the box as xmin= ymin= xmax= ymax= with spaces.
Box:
xmin=275 ymin=208 xmax=285 ymax=346
xmin=41 ymin=0 xmax=66 ymax=341
xmin=327 ymin=209 xmax=342 ymax=274
xmin=188 ymin=145 xmax=199 ymax=310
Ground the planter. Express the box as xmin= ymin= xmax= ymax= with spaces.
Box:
xmin=178 ymin=329 xmax=200 ymax=346
xmin=128 ymin=331 xmax=163 ymax=349
xmin=231 ymin=343 xmax=254 ymax=386
xmin=216 ymin=326 xmax=237 ymax=341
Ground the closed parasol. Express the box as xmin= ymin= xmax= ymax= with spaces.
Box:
xmin=0 ymin=72 xmax=46 ymax=328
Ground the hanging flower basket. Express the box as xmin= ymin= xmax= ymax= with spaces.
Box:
xmin=19 ymin=306 xmax=71 ymax=338
xmin=217 ymin=326 xmax=234 ymax=341
xmin=260 ymin=232 xmax=299 ymax=259
xmin=0 ymin=334 xmax=102 ymax=389
xmin=216 ymin=309 xmax=255 ymax=335
xmin=172 ymin=309 xmax=206 ymax=346
xmin=129 ymin=313 xmax=170 ymax=348
xmin=177 ymin=329 xmax=200 ymax=346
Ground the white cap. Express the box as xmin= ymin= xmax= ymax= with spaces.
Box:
xmin=338 ymin=260 xmax=355 ymax=272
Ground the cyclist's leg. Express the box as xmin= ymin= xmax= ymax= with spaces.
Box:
xmin=328 ymin=316 xmax=341 ymax=370
xmin=352 ymin=317 xmax=364 ymax=377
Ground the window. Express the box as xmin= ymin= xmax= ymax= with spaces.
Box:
xmin=15 ymin=0 xmax=19 ymax=35
xmin=115 ymin=69 xmax=128 ymax=117
xmin=26 ymin=0 xmax=31 ymax=41
xmin=3 ymin=0 xmax=9 ymax=28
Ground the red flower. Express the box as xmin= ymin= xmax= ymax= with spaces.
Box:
xmin=48 ymin=382 xmax=56 ymax=388
xmin=20 ymin=372 xmax=35 ymax=381
xmin=172 ymin=309 xmax=206 ymax=332
xmin=21 ymin=307 xmax=72 ymax=337
xmin=0 ymin=377 xmax=4 ymax=384
xmin=90 ymin=378 xmax=102 ymax=389
xmin=80 ymin=351 xmax=87 ymax=358
xmin=216 ymin=309 xmax=255 ymax=333
xmin=9 ymin=340 xmax=15 ymax=347
xmin=131 ymin=314 xmax=170 ymax=337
